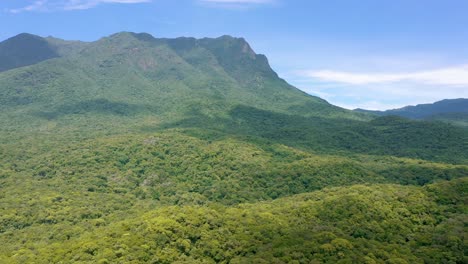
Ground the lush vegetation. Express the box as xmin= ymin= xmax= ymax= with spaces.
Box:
xmin=1 ymin=177 xmax=466 ymax=263
xmin=0 ymin=32 xmax=467 ymax=263
xmin=1 ymin=130 xmax=467 ymax=263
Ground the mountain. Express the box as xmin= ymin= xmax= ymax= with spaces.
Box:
xmin=0 ymin=33 xmax=60 ymax=73
xmin=0 ymin=32 xmax=346 ymax=117
xmin=1 ymin=32 xmax=466 ymax=162
xmin=0 ymin=32 xmax=467 ymax=263
xmin=356 ymin=99 xmax=468 ymax=126
xmin=0 ymin=33 xmax=89 ymax=73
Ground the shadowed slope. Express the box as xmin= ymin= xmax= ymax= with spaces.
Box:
xmin=0 ymin=33 xmax=60 ymax=72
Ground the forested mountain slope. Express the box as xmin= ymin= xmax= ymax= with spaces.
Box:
xmin=0 ymin=32 xmax=467 ymax=263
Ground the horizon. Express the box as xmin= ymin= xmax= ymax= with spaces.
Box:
xmin=1 ymin=0 xmax=467 ymax=110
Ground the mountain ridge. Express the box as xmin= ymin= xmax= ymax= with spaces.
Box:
xmin=0 ymin=31 xmax=361 ymax=120
xmin=355 ymin=98 xmax=468 ymax=118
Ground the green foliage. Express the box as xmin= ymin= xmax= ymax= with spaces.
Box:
xmin=2 ymin=131 xmax=466 ymax=207
xmin=0 ymin=131 xmax=467 ymax=262
xmin=168 ymin=106 xmax=468 ymax=163
xmin=1 ymin=180 xmax=465 ymax=263
xmin=427 ymin=112 xmax=468 ymax=127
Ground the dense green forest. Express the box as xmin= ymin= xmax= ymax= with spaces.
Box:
xmin=1 ymin=179 xmax=466 ymax=263
xmin=0 ymin=32 xmax=467 ymax=263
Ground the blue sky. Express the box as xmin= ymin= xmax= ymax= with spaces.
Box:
xmin=1 ymin=0 xmax=467 ymax=110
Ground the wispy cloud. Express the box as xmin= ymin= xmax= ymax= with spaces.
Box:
xmin=9 ymin=0 xmax=48 ymax=13
xmin=289 ymin=64 xmax=468 ymax=110
xmin=8 ymin=0 xmax=150 ymax=13
xmin=198 ymin=0 xmax=275 ymax=9
xmin=336 ymin=101 xmax=406 ymax=111
xmin=201 ymin=0 xmax=273 ymax=3
xmin=301 ymin=65 xmax=468 ymax=86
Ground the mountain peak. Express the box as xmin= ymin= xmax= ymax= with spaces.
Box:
xmin=104 ymin=31 xmax=139 ymax=41
xmin=214 ymin=35 xmax=256 ymax=54
xmin=9 ymin=32 xmax=43 ymax=40
xmin=0 ymin=33 xmax=59 ymax=73
xmin=107 ymin=31 xmax=156 ymax=41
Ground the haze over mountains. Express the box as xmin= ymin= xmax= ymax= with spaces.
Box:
xmin=0 ymin=32 xmax=466 ymax=263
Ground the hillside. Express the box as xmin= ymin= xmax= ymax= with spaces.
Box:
xmin=0 ymin=32 xmax=467 ymax=263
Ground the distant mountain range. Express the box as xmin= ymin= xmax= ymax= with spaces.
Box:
xmin=356 ymin=98 xmax=468 ymax=126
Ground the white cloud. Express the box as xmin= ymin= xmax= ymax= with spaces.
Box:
xmin=201 ymin=0 xmax=273 ymax=3
xmin=198 ymin=0 xmax=275 ymax=8
xmin=289 ymin=64 xmax=468 ymax=110
xmin=302 ymin=65 xmax=468 ymax=86
xmin=64 ymin=0 xmax=151 ymax=10
xmin=8 ymin=0 xmax=150 ymax=13
xmin=298 ymin=82 xmax=468 ymax=110
xmin=9 ymin=0 xmax=48 ymax=13
xmin=337 ymin=101 xmax=405 ymax=111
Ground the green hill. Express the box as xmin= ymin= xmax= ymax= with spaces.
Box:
xmin=0 ymin=32 xmax=467 ymax=263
